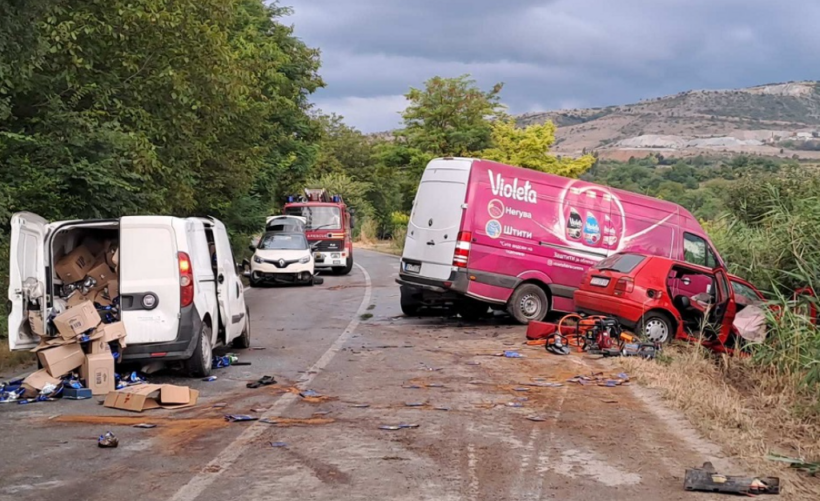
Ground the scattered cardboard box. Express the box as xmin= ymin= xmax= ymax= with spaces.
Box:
xmin=89 ymin=321 xmax=126 ymax=348
xmin=22 ymin=369 xmax=61 ymax=398
xmin=53 ymin=301 xmax=101 ymax=339
xmin=28 ymin=310 xmax=45 ymax=337
xmin=31 ymin=336 xmax=71 ymax=352
xmin=55 ymin=245 xmax=94 ymax=283
xmin=88 ymin=336 xmax=111 ymax=354
xmin=104 ymin=384 xmax=199 ymax=412
xmin=93 ymin=289 xmax=112 ymax=307
xmin=103 ymin=241 xmax=119 ymax=270
xmin=80 ymin=351 xmax=115 ymax=395
xmin=86 ymin=261 xmax=115 ymax=290
xmin=37 ymin=343 xmax=84 ymax=378
xmin=66 ymin=292 xmax=89 ymax=307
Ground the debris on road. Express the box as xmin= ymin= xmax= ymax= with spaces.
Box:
xmin=246 ymin=375 xmax=276 ymax=388
xmin=380 ymin=423 xmax=420 ymax=430
xmin=506 ymin=402 xmax=524 ymax=408
xmin=133 ymin=423 xmax=157 ymax=429
xmin=526 ymin=416 xmax=546 ymax=422
xmin=513 ymin=387 xmax=530 ymax=392
xmin=299 ymin=389 xmax=321 ymax=398
xmin=213 ymin=403 xmax=228 ymax=408
xmin=225 ymin=414 xmax=258 ymax=422
xmin=402 ymin=384 xmax=422 ymax=389
xmin=212 ymin=353 xmax=239 ymax=369
xmin=683 ymin=462 xmax=780 ymax=495
xmin=434 ymin=406 xmax=450 ymax=411
xmin=426 ymin=383 xmax=444 ymax=388
xmin=766 ymin=453 xmax=820 ymax=476
xmin=202 ymin=376 xmax=217 ymax=382
xmin=104 ymin=384 xmax=198 ymax=412
xmin=465 ymin=361 xmax=481 ymax=366
xmin=350 ymin=403 xmax=370 ymax=408
xmin=498 ymin=351 xmax=524 ymax=358
xmin=98 ymin=431 xmax=119 ymax=448
xmin=270 ymin=442 xmax=287 ymax=448
xmin=405 ymin=402 xmax=424 ymax=407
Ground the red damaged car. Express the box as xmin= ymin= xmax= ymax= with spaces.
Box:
xmin=574 ymin=252 xmax=766 ymax=348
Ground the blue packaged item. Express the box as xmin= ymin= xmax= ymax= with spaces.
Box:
xmin=64 ymin=387 xmax=92 ymax=400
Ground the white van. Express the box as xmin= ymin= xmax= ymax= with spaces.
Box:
xmin=7 ymin=212 xmax=250 ymax=377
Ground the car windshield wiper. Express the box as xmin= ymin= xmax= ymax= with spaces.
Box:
xmin=312 ymin=224 xmax=338 ymax=230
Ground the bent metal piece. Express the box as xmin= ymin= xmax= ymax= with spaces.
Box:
xmin=683 ymin=462 xmax=780 ymax=495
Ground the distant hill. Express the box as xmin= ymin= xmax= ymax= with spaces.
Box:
xmin=517 ymin=81 xmax=820 ymax=160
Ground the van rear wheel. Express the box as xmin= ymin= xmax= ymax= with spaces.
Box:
xmin=507 ymin=284 xmax=549 ymax=324
xmin=184 ymin=322 xmax=213 ymax=377
xmin=400 ymin=286 xmax=422 ymax=316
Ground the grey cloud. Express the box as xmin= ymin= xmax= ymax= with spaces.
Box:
xmin=285 ymin=0 xmax=820 ymax=131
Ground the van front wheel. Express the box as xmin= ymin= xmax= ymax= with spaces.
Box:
xmin=507 ymin=284 xmax=549 ymax=324
xmin=184 ymin=322 xmax=213 ymax=377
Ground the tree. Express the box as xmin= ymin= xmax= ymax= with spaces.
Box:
xmin=399 ymin=75 xmax=504 ymax=157
xmin=482 ymin=118 xmax=595 ymax=178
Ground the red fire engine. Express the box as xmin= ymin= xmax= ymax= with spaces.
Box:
xmin=283 ymin=188 xmax=354 ymax=275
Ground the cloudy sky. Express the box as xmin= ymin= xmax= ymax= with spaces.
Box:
xmin=285 ymin=0 xmax=819 ymax=133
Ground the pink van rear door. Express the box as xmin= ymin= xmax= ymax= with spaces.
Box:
xmin=403 ymin=158 xmax=472 ymax=281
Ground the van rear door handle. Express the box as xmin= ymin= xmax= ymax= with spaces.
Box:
xmin=218 ymin=274 xmax=225 ymax=284
xmin=427 ymin=240 xmax=435 ymax=246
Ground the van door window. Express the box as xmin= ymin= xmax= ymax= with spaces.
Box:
xmin=683 ymin=233 xmax=717 ymax=268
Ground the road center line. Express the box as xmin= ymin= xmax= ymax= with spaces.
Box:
xmin=169 ymin=263 xmax=373 ymax=501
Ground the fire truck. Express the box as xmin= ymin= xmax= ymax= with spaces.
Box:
xmin=283 ymin=188 xmax=354 ymax=275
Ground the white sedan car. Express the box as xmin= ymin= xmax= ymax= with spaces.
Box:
xmin=247 ymin=232 xmax=317 ymax=286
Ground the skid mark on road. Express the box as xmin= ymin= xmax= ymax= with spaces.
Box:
xmin=169 ymin=264 xmax=372 ymax=501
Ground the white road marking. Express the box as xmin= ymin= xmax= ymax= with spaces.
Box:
xmin=169 ymin=263 xmax=372 ymax=501
xmin=466 ymin=440 xmax=480 ymax=501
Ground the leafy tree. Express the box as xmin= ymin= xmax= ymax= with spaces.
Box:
xmin=482 ymin=118 xmax=594 ymax=178
xmin=400 ymin=75 xmax=504 ymax=157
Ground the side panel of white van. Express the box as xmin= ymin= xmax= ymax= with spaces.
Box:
xmin=7 ymin=212 xmax=48 ymax=350
xmin=212 ymin=219 xmax=245 ymax=342
xmin=120 ymin=217 xmax=181 ymax=344
xmin=402 ymin=158 xmax=472 ymax=281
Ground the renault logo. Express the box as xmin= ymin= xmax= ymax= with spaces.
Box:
xmin=428 ymin=218 xmax=433 ymax=227
xmin=278 ymin=259 xmax=285 ymax=267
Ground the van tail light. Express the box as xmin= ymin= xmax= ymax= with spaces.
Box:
xmin=452 ymin=231 xmax=472 ymax=268
xmin=615 ymin=277 xmax=634 ymax=293
xmin=179 ymin=252 xmax=194 ymax=307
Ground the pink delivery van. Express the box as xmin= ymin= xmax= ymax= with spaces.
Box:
xmin=397 ymin=157 xmax=724 ymax=323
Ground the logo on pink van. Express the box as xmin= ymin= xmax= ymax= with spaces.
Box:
xmin=489 ymin=170 xmax=537 ymax=204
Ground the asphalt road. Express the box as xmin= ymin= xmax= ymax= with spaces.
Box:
xmin=0 ymin=249 xmax=732 ymax=501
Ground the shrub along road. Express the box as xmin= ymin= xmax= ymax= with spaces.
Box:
xmin=0 ymin=250 xmax=740 ymax=501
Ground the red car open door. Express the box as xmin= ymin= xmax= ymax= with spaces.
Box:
xmin=711 ymin=268 xmax=738 ymax=343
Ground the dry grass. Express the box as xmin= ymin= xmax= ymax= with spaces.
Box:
xmin=624 ymin=345 xmax=820 ymax=500
xmin=356 ymin=218 xmax=378 ymax=246
xmin=0 ymin=339 xmax=35 ymax=374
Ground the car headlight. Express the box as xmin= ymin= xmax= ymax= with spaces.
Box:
xmin=299 ymin=256 xmax=310 ymax=264
xmin=253 ymin=255 xmax=262 ymax=264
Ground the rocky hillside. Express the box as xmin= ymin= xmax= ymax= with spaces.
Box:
xmin=518 ymin=81 xmax=820 ymax=160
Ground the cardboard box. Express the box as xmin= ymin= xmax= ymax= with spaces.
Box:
xmin=103 ymin=241 xmax=119 ymax=270
xmin=28 ymin=310 xmax=45 ymax=337
xmin=89 ymin=321 xmax=126 ymax=346
xmin=31 ymin=336 xmax=71 ymax=353
xmin=37 ymin=343 xmax=85 ymax=377
xmin=66 ymin=292 xmax=89 ymax=308
xmin=104 ymin=384 xmax=199 ymax=412
xmin=86 ymin=261 xmax=115 ymax=291
xmin=80 ymin=352 xmax=115 ymax=395
xmin=83 ymin=236 xmax=105 ymax=257
xmin=88 ymin=337 xmax=111 ymax=354
xmin=22 ymin=369 xmax=61 ymax=398
xmin=64 ymin=387 xmax=93 ymax=400
xmin=106 ymin=279 xmax=119 ymax=299
xmin=53 ymin=301 xmax=101 ymax=339
xmin=93 ymin=280 xmax=118 ymax=306
xmin=55 ymin=245 xmax=95 ymax=283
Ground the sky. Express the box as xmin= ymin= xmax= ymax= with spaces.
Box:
xmin=285 ymin=0 xmax=820 ymax=133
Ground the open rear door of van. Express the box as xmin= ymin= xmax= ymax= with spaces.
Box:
xmin=8 ymin=212 xmax=48 ymax=350
xmin=120 ymin=216 xmax=181 ymax=344
xmin=403 ymin=159 xmax=472 ymax=281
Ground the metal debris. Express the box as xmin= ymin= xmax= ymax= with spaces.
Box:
xmin=98 ymin=431 xmax=119 ymax=448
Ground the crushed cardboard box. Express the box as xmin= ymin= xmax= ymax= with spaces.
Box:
xmin=88 ymin=321 xmax=127 ymax=351
xmin=66 ymin=292 xmax=89 ymax=308
xmin=81 ymin=351 xmax=115 ymax=395
xmin=104 ymin=384 xmax=199 ymax=412
xmin=53 ymin=300 xmax=101 ymax=339
xmin=31 ymin=336 xmax=71 ymax=352
xmin=55 ymin=245 xmax=95 ymax=283
xmin=38 ymin=343 xmax=84 ymax=378
xmin=85 ymin=261 xmax=115 ymax=291
xmin=22 ymin=369 xmax=61 ymax=398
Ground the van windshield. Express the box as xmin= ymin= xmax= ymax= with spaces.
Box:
xmin=594 ymin=253 xmax=645 ymax=273
xmin=258 ymin=233 xmax=308 ymax=250
xmin=284 ymin=206 xmax=341 ymax=230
